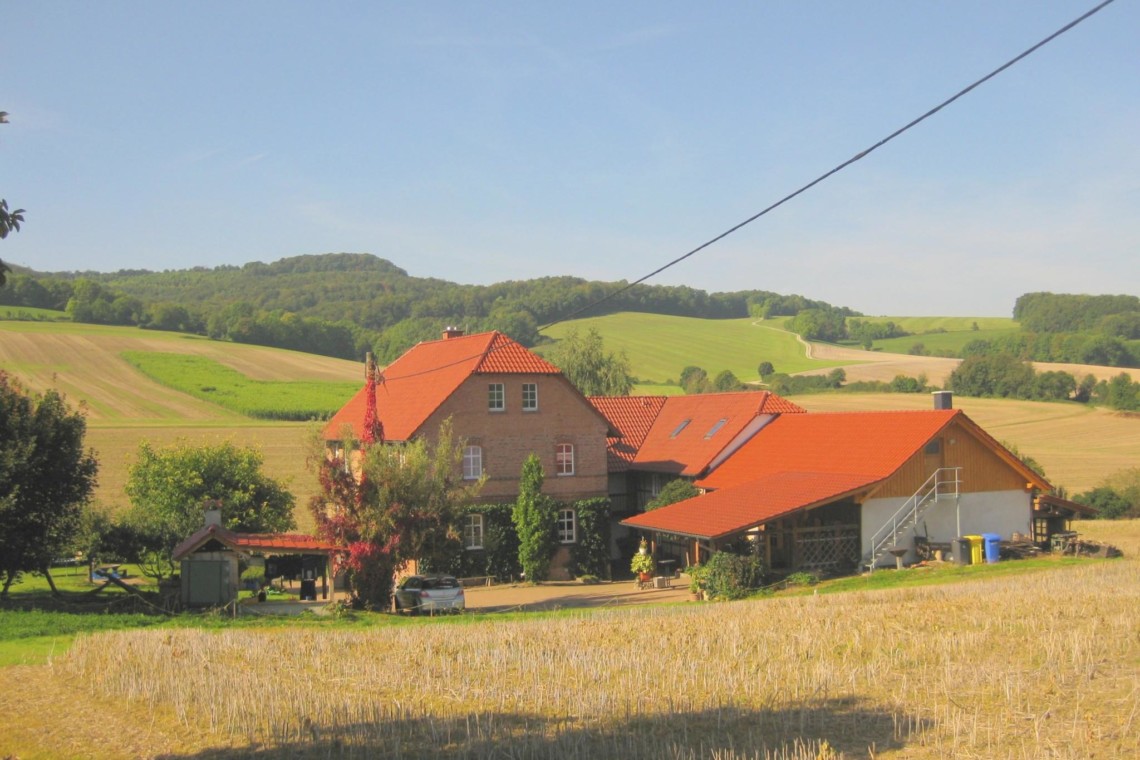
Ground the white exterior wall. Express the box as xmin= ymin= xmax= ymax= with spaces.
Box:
xmin=861 ymin=490 xmax=1033 ymax=567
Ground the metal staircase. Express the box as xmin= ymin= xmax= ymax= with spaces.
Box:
xmin=864 ymin=467 xmax=961 ymax=571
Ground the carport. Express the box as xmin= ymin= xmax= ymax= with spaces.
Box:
xmin=172 ymin=509 xmax=341 ymax=607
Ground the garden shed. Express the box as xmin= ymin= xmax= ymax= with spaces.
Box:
xmin=171 ymin=510 xmax=341 ymax=607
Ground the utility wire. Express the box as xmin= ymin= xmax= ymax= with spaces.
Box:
xmin=368 ymin=0 xmax=1115 ymax=387
xmin=538 ymin=0 xmax=1116 ymax=333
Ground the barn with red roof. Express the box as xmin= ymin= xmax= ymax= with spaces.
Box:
xmin=621 ymin=395 xmax=1053 ymax=574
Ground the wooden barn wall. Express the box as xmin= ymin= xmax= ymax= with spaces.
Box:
xmin=871 ymin=421 xmax=1028 ymax=500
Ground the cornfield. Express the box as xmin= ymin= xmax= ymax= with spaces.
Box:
xmin=59 ymin=557 xmax=1140 ymax=759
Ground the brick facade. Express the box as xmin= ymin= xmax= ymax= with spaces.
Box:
xmin=420 ymin=372 xmax=610 ymax=503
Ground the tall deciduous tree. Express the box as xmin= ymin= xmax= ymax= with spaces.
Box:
xmin=310 ymin=419 xmax=483 ymax=609
xmin=0 ymin=372 xmax=98 ymax=596
xmin=125 ymin=440 xmax=295 ymax=556
xmin=551 ymin=327 xmax=633 ymax=397
xmin=513 ymin=453 xmax=556 ymax=582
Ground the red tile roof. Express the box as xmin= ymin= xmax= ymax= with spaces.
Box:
xmin=323 ymin=331 xmax=562 ymax=441
xmin=623 ymin=471 xmax=878 ymax=540
xmin=696 ymin=409 xmax=961 ymax=490
xmin=172 ymin=524 xmax=341 ymax=560
xmin=588 ymin=396 xmax=668 ymax=471
xmin=631 ymin=391 xmax=805 ymax=477
xmin=624 ymin=408 xmax=1052 ymax=541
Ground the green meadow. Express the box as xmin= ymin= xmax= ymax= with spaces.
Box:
xmin=539 ymin=313 xmax=849 ymax=385
xmin=862 ymin=316 xmax=1020 ymax=355
xmin=0 ymin=305 xmax=69 ymax=321
xmin=120 ymin=351 xmax=359 ymax=420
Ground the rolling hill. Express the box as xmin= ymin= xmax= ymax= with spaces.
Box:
xmin=2 ymin=318 xmax=1137 ymax=519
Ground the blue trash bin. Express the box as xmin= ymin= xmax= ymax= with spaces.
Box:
xmin=982 ymin=533 xmax=1001 ymax=564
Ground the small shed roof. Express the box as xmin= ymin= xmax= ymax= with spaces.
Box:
xmin=172 ymin=523 xmax=341 ymax=561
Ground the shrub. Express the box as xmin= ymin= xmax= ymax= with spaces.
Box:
xmin=703 ymin=550 xmax=765 ymax=600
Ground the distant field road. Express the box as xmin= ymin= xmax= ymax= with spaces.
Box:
xmin=785 ymin=331 xmax=1126 ymax=387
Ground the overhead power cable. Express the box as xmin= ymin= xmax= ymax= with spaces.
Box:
xmin=537 ymin=0 xmax=1116 ymax=332
xmin=364 ymin=0 xmax=1115 ymax=387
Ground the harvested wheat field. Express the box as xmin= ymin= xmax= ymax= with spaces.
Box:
xmin=9 ymin=553 xmax=1131 ymax=759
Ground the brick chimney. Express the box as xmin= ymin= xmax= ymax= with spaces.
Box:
xmin=442 ymin=326 xmax=465 ymax=340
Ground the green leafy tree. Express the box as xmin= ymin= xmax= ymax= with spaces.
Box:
xmin=0 ymin=199 xmax=25 ymax=287
xmin=712 ymin=370 xmax=744 ymax=392
xmin=680 ymin=365 xmax=709 ymax=394
xmin=310 ymin=419 xmax=484 ymax=608
xmin=513 ymin=453 xmax=556 ymax=582
xmin=1074 ymin=486 xmax=1133 ymax=520
xmin=125 ymin=440 xmax=296 ymax=560
xmin=757 ymin=361 xmax=775 ymax=379
xmin=550 ymin=327 xmax=633 ymax=396
xmin=0 ymin=372 xmax=98 ymax=597
xmin=645 ymin=479 xmax=699 ymax=511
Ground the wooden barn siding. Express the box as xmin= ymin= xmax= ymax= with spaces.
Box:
xmin=871 ymin=421 xmax=1028 ymax=500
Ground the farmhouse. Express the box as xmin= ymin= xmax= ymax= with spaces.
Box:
xmin=322 ymin=328 xmax=615 ymax=577
xmin=621 ymin=393 xmax=1052 ymax=574
xmin=323 ymin=328 xmax=614 ymax=505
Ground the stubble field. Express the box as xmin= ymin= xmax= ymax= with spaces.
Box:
xmin=1 ymin=526 xmax=1134 ymax=759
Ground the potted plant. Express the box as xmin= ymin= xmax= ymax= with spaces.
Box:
xmin=630 ymin=541 xmax=655 ymax=585
xmin=687 ymin=564 xmax=706 ymax=601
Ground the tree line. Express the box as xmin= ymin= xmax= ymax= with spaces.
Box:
xmin=2 ymin=252 xmax=857 ymax=362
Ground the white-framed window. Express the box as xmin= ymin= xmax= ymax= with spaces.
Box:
xmin=557 ymin=508 xmax=577 ymax=544
xmin=464 ymin=513 xmax=484 ymax=550
xmin=522 ymin=382 xmax=538 ymax=411
xmin=555 ymin=443 xmax=574 ymax=476
xmin=463 ymin=445 xmax=483 ymax=480
xmin=488 ymin=383 xmax=505 ymax=411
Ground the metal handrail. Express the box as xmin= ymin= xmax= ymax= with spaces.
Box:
xmin=867 ymin=467 xmax=961 ymax=565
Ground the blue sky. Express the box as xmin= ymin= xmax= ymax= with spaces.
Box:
xmin=3 ymin=1 xmax=1136 ymax=317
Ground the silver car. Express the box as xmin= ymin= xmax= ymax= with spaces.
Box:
xmin=393 ymin=574 xmax=465 ymax=614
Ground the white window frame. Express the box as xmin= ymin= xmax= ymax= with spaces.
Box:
xmin=555 ymin=443 xmax=575 ymax=476
xmin=464 ymin=513 xmax=484 ymax=550
xmin=488 ymin=383 xmax=505 ymax=412
xmin=463 ymin=445 xmax=483 ymax=480
xmin=557 ymin=508 xmax=577 ymax=544
xmin=522 ymin=382 xmax=538 ymax=412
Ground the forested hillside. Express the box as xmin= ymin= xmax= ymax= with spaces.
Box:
xmin=1 ymin=253 xmax=835 ymax=361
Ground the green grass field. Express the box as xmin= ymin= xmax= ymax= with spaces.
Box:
xmin=0 ymin=305 xmax=69 ymax=321
xmin=121 ymin=351 xmax=359 ymax=420
xmin=539 ymin=313 xmax=849 ymax=384
xmin=838 ymin=316 xmax=1020 ymax=355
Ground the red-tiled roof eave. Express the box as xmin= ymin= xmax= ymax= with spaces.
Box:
xmin=622 ymin=473 xmax=881 ymax=542
xmin=172 ymin=524 xmax=344 ymax=560
xmin=229 ymin=533 xmax=344 ymax=553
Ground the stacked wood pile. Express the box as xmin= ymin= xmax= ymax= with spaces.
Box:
xmin=1050 ymin=531 xmax=1123 ymax=558
xmin=999 ymin=539 xmax=1042 ymax=560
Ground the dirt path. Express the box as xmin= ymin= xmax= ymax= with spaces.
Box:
xmin=758 ymin=323 xmax=1125 ymax=387
xmin=464 ymin=578 xmax=693 ymax=612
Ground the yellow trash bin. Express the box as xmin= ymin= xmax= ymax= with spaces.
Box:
xmin=964 ymin=535 xmax=984 ymax=565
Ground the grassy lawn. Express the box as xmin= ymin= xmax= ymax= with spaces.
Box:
xmin=540 ymin=313 xmax=849 ymax=384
